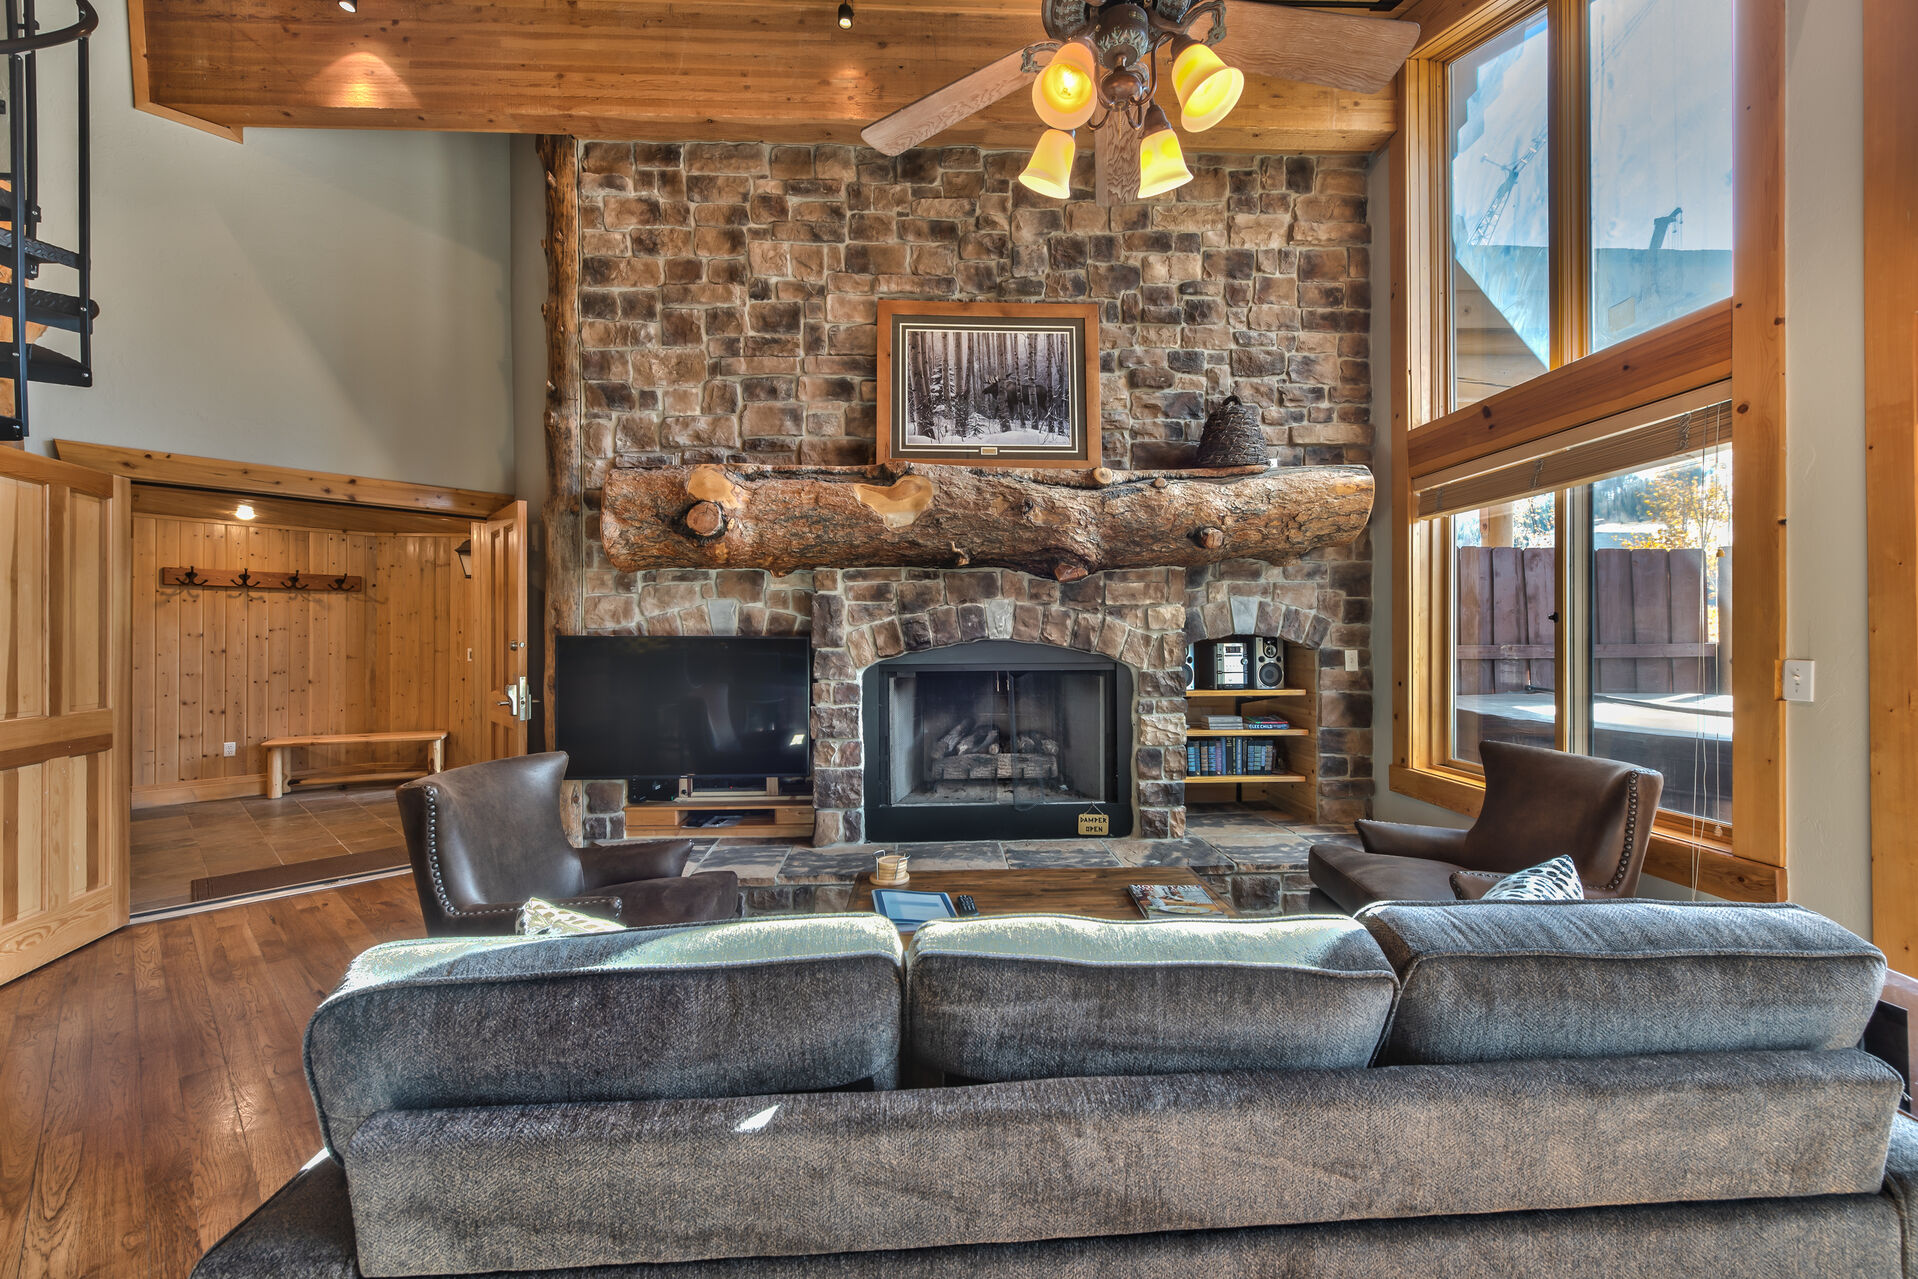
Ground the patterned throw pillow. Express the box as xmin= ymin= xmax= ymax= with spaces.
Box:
xmin=1476 ymin=856 xmax=1586 ymax=902
xmin=517 ymin=898 xmax=624 ymax=936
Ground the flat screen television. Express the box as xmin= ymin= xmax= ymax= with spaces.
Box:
xmin=555 ymin=636 xmax=811 ymax=784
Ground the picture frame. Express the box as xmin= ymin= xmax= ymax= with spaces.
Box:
xmin=877 ymin=300 xmax=1101 ymax=469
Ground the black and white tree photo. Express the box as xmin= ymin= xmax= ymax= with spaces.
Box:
xmin=900 ymin=326 xmax=1078 ymax=450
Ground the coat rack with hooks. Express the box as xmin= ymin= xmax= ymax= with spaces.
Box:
xmin=158 ymin=567 xmax=364 ymax=592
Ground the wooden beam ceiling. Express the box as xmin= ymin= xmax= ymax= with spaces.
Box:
xmin=129 ymin=0 xmax=1397 ymax=151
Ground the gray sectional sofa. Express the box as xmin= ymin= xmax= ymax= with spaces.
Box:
xmin=194 ymin=900 xmax=1918 ymax=1277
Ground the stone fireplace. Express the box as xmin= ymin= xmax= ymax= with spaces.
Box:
xmin=546 ymin=138 xmax=1379 ymax=843
xmin=810 ymin=565 xmax=1187 ymax=844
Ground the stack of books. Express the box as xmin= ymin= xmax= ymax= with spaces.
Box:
xmin=1245 ymin=713 xmax=1291 ymax=730
xmin=1193 ymin=713 xmax=1244 ymax=730
xmin=1186 ymin=739 xmax=1283 ymax=777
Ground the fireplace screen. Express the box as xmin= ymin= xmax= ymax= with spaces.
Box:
xmin=885 ymin=669 xmax=1113 ymax=807
xmin=863 ymin=642 xmax=1130 ymax=841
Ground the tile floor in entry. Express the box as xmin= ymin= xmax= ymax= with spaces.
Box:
xmin=131 ymin=785 xmax=409 ymax=914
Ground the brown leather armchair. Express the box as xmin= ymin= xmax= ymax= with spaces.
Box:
xmin=1309 ymin=741 xmax=1664 ymax=912
xmin=397 ymin=752 xmax=740 ymax=937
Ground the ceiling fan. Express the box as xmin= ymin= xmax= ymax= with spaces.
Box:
xmin=860 ymin=0 xmax=1419 ymax=202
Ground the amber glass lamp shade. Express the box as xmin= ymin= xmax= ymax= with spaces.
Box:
xmin=1033 ymin=42 xmax=1099 ymax=131
xmin=1171 ymin=38 xmax=1244 ymax=133
xmin=1136 ymin=106 xmax=1193 ymax=198
xmin=1018 ymin=129 xmax=1077 ymax=199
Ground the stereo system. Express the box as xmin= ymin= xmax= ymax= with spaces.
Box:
xmin=1190 ymin=636 xmax=1286 ymax=691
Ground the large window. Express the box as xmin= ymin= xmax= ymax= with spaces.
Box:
xmin=1398 ymin=0 xmax=1743 ymax=849
xmin=1439 ymin=0 xmax=1735 ymax=410
xmin=1421 ymin=400 xmax=1735 ymax=838
xmin=1588 ymin=0 xmax=1736 ymax=348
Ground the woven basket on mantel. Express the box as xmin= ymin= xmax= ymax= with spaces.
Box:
xmin=1194 ymin=395 xmax=1267 ymax=467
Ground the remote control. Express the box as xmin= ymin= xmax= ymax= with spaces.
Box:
xmin=955 ymin=894 xmax=978 ymax=915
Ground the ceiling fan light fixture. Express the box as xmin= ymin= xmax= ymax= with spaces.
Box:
xmin=1032 ymin=41 xmax=1098 ymax=131
xmin=1170 ymin=37 xmax=1244 ymax=133
xmin=837 ymin=1 xmax=853 ymax=28
xmin=1018 ymin=128 xmax=1077 ymax=199
xmin=1137 ymin=104 xmax=1193 ymax=198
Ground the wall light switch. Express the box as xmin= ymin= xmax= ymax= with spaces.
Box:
xmin=1344 ymin=649 xmax=1360 ymax=672
xmin=223 ymin=741 xmax=238 ymax=757
xmin=1782 ymin=660 xmax=1816 ymax=703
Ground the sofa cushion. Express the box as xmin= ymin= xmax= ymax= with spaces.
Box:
xmin=336 ymin=1048 xmax=1898 ymax=1274
xmin=1358 ymin=900 xmax=1886 ymax=1065
xmin=905 ymin=914 xmax=1397 ymax=1081
xmin=305 ymin=914 xmax=904 ymax=1156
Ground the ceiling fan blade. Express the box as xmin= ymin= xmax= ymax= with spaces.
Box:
xmin=1222 ymin=2 xmax=1420 ymax=94
xmin=861 ymin=48 xmax=1040 ymax=156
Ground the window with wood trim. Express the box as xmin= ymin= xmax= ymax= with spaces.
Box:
xmin=1416 ymin=398 xmax=1733 ymax=836
xmin=1392 ymin=0 xmax=1749 ymax=862
xmin=1439 ymin=0 xmax=1734 ymax=406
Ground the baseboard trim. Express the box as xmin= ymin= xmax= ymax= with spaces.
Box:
xmin=133 ymin=775 xmax=267 ymax=809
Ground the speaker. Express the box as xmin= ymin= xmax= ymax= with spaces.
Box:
xmin=1183 ymin=645 xmax=1197 ymax=691
xmin=1252 ymin=636 xmax=1285 ymax=689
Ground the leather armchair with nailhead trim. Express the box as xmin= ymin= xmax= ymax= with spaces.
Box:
xmin=1308 ymin=741 xmax=1663 ymax=912
xmin=397 ymin=752 xmax=740 ymax=937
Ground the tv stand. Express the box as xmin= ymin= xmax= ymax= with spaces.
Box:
xmin=625 ymin=792 xmax=815 ymax=843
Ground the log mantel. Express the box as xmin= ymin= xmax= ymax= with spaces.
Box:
xmin=599 ymin=462 xmax=1375 ymax=581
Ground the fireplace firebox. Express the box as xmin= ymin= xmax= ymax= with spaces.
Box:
xmin=862 ymin=641 xmax=1133 ymax=842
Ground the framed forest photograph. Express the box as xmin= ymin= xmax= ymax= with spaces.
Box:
xmin=877 ymin=301 xmax=1101 ymax=468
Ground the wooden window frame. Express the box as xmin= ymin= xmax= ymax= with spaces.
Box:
xmin=1865 ymin=0 xmax=1918 ymax=969
xmin=1389 ymin=0 xmax=1788 ymax=902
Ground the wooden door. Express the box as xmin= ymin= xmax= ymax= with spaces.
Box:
xmin=474 ymin=501 xmax=529 ymax=760
xmin=0 ymin=450 xmax=131 ymax=984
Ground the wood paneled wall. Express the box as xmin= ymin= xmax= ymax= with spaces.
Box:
xmin=130 ymin=515 xmax=477 ymax=805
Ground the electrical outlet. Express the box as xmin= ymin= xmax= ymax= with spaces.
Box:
xmin=1782 ymin=659 xmax=1815 ymax=703
xmin=1344 ymin=649 xmax=1360 ymax=672
xmin=223 ymin=741 xmax=237 ymax=757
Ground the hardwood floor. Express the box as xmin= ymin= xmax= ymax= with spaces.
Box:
xmin=132 ymin=787 xmax=408 ymax=914
xmin=0 ymin=877 xmax=424 ymax=1279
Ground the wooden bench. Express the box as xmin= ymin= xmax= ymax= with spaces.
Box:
xmin=261 ymin=731 xmax=448 ymax=799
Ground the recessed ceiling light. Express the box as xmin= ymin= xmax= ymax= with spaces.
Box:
xmin=338 ymin=0 xmax=357 ymax=12
xmin=836 ymin=2 xmax=853 ymax=29
xmin=234 ymin=503 xmax=257 ymax=521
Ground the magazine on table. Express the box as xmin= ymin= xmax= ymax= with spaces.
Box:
xmin=871 ymin=889 xmax=957 ymax=932
xmin=1128 ymin=882 xmax=1227 ymax=919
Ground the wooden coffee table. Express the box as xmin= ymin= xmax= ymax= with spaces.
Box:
xmin=849 ymin=867 xmax=1234 ymax=936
